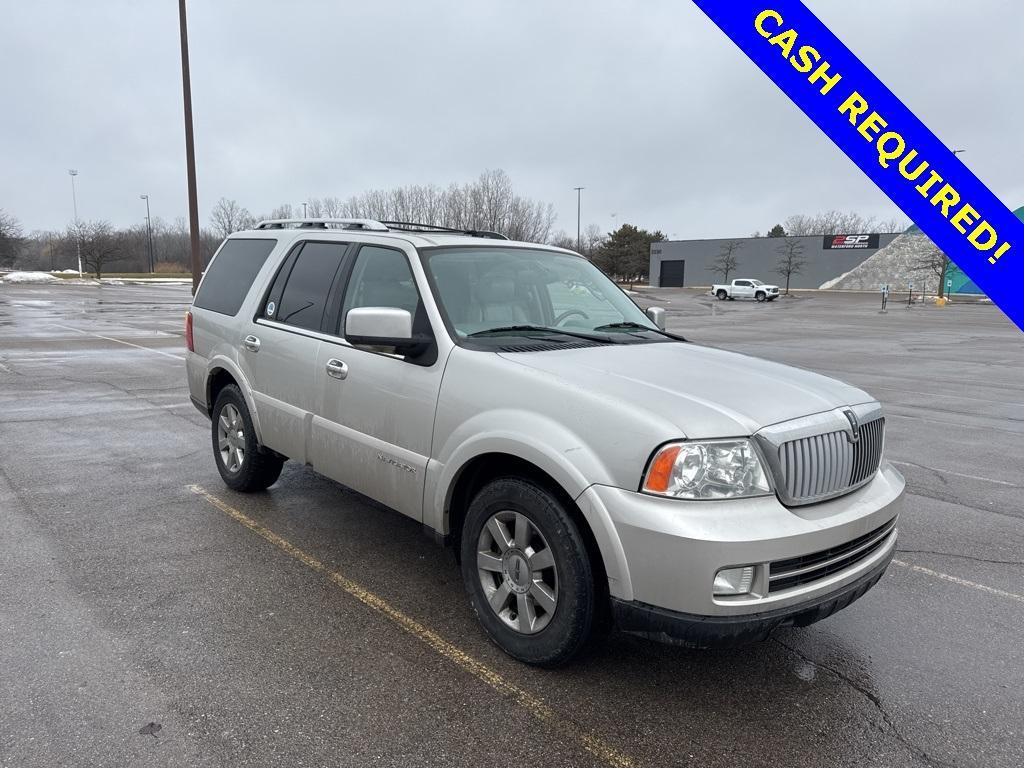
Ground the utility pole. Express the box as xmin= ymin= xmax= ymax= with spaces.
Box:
xmin=574 ymin=186 xmax=584 ymax=253
xmin=302 ymin=201 xmax=308 ymax=218
xmin=140 ymin=194 xmax=155 ymax=272
xmin=68 ymin=169 xmax=82 ymax=277
xmin=178 ymin=0 xmax=202 ymax=294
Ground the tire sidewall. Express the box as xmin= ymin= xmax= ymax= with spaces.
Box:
xmin=211 ymin=385 xmax=261 ymax=490
xmin=716 ymin=290 xmax=727 ymax=300
xmin=756 ymin=291 xmax=766 ymax=302
xmin=460 ymin=478 xmax=595 ymax=666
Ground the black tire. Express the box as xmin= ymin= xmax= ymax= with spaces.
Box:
xmin=460 ymin=477 xmax=597 ymax=667
xmin=716 ymin=289 xmax=728 ymax=300
xmin=755 ymin=291 xmax=766 ymax=302
xmin=211 ymin=384 xmax=284 ymax=492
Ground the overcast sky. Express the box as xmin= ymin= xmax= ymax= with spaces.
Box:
xmin=3 ymin=0 xmax=1022 ymax=239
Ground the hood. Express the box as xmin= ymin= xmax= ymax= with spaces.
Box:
xmin=498 ymin=341 xmax=873 ymax=439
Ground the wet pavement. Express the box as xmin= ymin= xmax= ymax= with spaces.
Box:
xmin=0 ymin=282 xmax=1021 ymax=768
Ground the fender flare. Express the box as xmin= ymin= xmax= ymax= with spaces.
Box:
xmin=426 ymin=411 xmax=632 ymax=597
xmin=204 ymin=354 xmax=265 ymax=446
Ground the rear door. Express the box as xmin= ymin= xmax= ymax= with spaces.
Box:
xmin=310 ymin=244 xmax=445 ymax=521
xmin=242 ymin=239 xmax=350 ymax=463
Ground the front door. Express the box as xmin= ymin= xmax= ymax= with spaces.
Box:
xmin=310 ymin=244 xmax=445 ymax=521
xmin=243 ymin=240 xmax=349 ymax=463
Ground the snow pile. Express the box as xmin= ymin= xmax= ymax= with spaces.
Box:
xmin=1 ymin=271 xmax=61 ymax=284
xmin=825 ymin=233 xmax=936 ymax=291
xmin=818 ymin=267 xmax=857 ymax=290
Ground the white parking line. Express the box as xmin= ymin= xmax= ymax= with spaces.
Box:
xmin=892 ymin=559 xmax=1024 ymax=604
xmin=891 ymin=460 xmax=1020 ymax=488
xmin=51 ymin=323 xmax=186 ymax=361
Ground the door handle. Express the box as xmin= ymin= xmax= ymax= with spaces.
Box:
xmin=242 ymin=335 xmax=261 ymax=353
xmin=325 ymin=358 xmax=349 ymax=380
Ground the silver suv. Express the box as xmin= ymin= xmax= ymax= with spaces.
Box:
xmin=186 ymin=218 xmax=904 ymax=666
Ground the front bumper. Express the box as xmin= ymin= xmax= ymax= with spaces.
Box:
xmin=612 ymin=546 xmax=893 ymax=647
xmin=576 ymin=461 xmax=904 ymax=624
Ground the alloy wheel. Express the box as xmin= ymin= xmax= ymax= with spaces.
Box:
xmin=477 ymin=510 xmax=558 ymax=634
xmin=217 ymin=403 xmax=245 ymax=473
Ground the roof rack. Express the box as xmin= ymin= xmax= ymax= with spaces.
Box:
xmin=254 ymin=217 xmax=509 ymax=240
xmin=380 ymin=221 xmax=509 ymax=240
xmin=255 ymin=218 xmax=389 ymax=231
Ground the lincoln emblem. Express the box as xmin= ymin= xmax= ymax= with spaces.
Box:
xmin=843 ymin=409 xmax=861 ymax=443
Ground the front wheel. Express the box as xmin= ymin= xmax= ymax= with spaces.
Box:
xmin=460 ymin=478 xmax=597 ymax=667
xmin=211 ymin=385 xmax=284 ymax=492
xmin=755 ymin=291 xmax=766 ymax=302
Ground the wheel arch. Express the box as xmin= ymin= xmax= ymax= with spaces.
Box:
xmin=443 ymin=451 xmax=613 ymax=613
xmin=203 ymin=355 xmax=264 ymax=445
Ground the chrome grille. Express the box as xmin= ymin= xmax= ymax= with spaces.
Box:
xmin=777 ymin=417 xmax=884 ymax=505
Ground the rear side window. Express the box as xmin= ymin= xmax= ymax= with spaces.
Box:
xmin=275 ymin=242 xmax=348 ymax=331
xmin=194 ymin=239 xmax=277 ymax=316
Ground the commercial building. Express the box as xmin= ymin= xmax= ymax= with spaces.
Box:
xmin=648 ymin=233 xmax=901 ymax=289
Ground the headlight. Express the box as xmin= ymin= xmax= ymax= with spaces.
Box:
xmin=642 ymin=439 xmax=771 ymax=499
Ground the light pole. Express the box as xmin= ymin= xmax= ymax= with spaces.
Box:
xmin=68 ymin=169 xmax=83 ymax=277
xmin=140 ymin=194 xmax=155 ymax=272
xmin=179 ymin=0 xmax=202 ymax=294
xmin=302 ymin=201 xmax=308 ymax=218
xmin=573 ymin=186 xmax=584 ymax=253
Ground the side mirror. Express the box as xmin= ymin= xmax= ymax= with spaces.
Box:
xmin=645 ymin=306 xmax=666 ymax=330
xmin=345 ymin=307 xmax=415 ymax=348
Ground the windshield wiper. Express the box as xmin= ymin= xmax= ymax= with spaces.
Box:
xmin=467 ymin=325 xmax=612 ymax=343
xmin=591 ymin=321 xmax=688 ymax=341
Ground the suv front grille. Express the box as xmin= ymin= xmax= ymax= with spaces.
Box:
xmin=768 ymin=517 xmax=896 ymax=593
xmin=776 ymin=417 xmax=884 ymax=505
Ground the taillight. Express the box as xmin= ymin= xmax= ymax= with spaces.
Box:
xmin=185 ymin=310 xmax=194 ymax=352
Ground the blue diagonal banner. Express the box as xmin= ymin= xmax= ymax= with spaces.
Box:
xmin=691 ymin=1 xmax=1024 ymax=332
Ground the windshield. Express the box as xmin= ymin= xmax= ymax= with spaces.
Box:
xmin=749 ymin=279 xmax=763 ymax=285
xmin=422 ymin=247 xmax=660 ymax=341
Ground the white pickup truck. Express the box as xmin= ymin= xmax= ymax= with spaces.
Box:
xmin=712 ymin=279 xmax=780 ymax=302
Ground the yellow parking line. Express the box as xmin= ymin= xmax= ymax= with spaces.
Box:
xmin=188 ymin=484 xmax=636 ymax=768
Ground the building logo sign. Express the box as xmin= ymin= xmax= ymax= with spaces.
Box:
xmin=824 ymin=234 xmax=880 ymax=250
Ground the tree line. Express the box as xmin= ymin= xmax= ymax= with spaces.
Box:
xmin=1 ymin=171 xmax=908 ymax=285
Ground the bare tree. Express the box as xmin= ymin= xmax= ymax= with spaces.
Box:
xmin=775 ymin=237 xmax=806 ymax=295
xmin=549 ymin=223 xmax=605 ymax=258
xmin=0 ymin=209 xmax=24 ymax=268
xmin=707 ymin=241 xmax=743 ymax=283
xmin=783 ymin=210 xmax=905 ymax=236
xmin=912 ymin=244 xmax=951 ymax=298
xmin=209 ymin=198 xmax=254 ymax=238
xmin=70 ymin=221 xmax=131 ymax=279
xmin=339 ymin=170 xmax=557 ymax=242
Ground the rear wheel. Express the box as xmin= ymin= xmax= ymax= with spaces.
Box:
xmin=716 ymin=290 xmax=727 ymax=300
xmin=211 ymin=385 xmax=284 ymax=492
xmin=460 ymin=477 xmax=597 ymax=667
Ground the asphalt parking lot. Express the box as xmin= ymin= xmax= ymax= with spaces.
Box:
xmin=1 ymin=282 xmax=1021 ymax=768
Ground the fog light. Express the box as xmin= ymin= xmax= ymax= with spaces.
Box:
xmin=713 ymin=566 xmax=755 ymax=596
